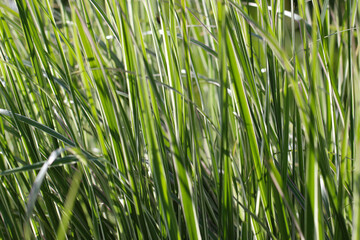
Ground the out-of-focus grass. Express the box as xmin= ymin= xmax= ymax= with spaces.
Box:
xmin=0 ymin=0 xmax=359 ymax=239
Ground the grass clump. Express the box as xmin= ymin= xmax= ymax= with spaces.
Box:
xmin=0 ymin=0 xmax=359 ymax=239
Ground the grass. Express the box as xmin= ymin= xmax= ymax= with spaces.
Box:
xmin=0 ymin=0 xmax=359 ymax=239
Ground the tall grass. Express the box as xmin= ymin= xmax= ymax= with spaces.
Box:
xmin=0 ymin=0 xmax=359 ymax=239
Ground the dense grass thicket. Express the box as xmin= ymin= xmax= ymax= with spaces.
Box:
xmin=0 ymin=0 xmax=359 ymax=239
